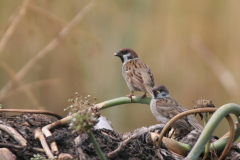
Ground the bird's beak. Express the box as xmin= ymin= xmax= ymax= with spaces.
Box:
xmin=114 ymin=51 xmax=121 ymax=57
xmin=156 ymin=91 xmax=160 ymax=93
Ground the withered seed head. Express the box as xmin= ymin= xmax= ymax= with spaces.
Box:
xmin=67 ymin=94 xmax=100 ymax=135
xmin=193 ymin=96 xmax=215 ymax=119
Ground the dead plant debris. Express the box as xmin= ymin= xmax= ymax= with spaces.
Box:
xmin=0 ymin=113 xmax=240 ymax=160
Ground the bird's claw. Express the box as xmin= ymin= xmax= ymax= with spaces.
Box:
xmin=126 ymin=94 xmax=133 ymax=103
xmin=140 ymin=93 xmax=146 ymax=99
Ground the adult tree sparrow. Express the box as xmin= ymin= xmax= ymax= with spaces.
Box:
xmin=114 ymin=48 xmax=155 ymax=101
xmin=150 ymin=85 xmax=203 ymax=131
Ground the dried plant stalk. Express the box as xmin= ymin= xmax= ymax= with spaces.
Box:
xmin=0 ymin=0 xmax=30 ymax=55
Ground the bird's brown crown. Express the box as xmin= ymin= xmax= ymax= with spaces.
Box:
xmin=118 ymin=48 xmax=139 ymax=58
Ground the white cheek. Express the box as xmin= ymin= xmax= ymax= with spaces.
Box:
xmin=122 ymin=54 xmax=130 ymax=62
xmin=156 ymin=92 xmax=170 ymax=98
xmin=156 ymin=94 xmax=164 ymax=99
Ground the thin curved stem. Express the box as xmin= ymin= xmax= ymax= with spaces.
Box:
xmin=95 ymin=97 xmax=240 ymax=159
xmin=0 ymin=109 xmax=62 ymax=119
xmin=218 ymin=115 xmax=234 ymax=160
xmin=187 ymin=103 xmax=240 ymax=160
xmin=157 ymin=107 xmax=236 ymax=159
xmin=157 ymin=108 xmax=217 ymax=147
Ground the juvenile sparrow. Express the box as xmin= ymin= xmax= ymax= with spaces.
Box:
xmin=150 ymin=85 xmax=203 ymax=131
xmin=114 ymin=48 xmax=155 ymax=101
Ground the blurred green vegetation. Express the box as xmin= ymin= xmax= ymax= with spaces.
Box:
xmin=0 ymin=0 xmax=239 ymax=141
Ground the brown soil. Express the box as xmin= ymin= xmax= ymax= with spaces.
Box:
xmin=0 ymin=113 xmax=240 ymax=160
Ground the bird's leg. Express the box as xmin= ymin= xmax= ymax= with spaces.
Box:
xmin=126 ymin=91 xmax=134 ymax=103
xmin=140 ymin=92 xmax=147 ymax=99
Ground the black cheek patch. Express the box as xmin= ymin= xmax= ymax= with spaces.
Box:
xmin=119 ymin=56 xmax=124 ymax=63
xmin=127 ymin=55 xmax=134 ymax=60
xmin=153 ymin=91 xmax=158 ymax=98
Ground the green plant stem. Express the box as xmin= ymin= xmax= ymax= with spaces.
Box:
xmin=202 ymin=112 xmax=210 ymax=160
xmin=96 ymin=97 xmax=240 ymax=158
xmin=210 ymin=126 xmax=240 ymax=151
xmin=96 ymin=96 xmax=151 ymax=110
xmin=88 ymin=131 xmax=107 ymax=160
xmin=187 ymin=103 xmax=240 ymax=160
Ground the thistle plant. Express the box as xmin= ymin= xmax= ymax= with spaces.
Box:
xmin=66 ymin=93 xmax=106 ymax=160
xmin=193 ymin=96 xmax=215 ymax=119
xmin=65 ymin=93 xmax=97 ymax=115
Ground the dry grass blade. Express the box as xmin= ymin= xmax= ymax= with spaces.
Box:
xmin=0 ymin=61 xmax=41 ymax=108
xmin=0 ymin=142 xmax=44 ymax=153
xmin=0 ymin=0 xmax=30 ymax=55
xmin=190 ymin=36 xmax=240 ymax=98
xmin=42 ymin=114 xmax=74 ymax=153
xmin=0 ymin=0 xmax=96 ymax=101
xmin=0 ymin=61 xmax=19 ymax=85
xmin=28 ymin=4 xmax=67 ymax=26
xmin=34 ymin=128 xmax=54 ymax=159
xmin=0 ymin=109 xmax=62 ymax=119
xmin=0 ymin=124 xmax=27 ymax=146
xmin=0 ymin=78 xmax=60 ymax=102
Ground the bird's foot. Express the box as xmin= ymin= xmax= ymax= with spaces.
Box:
xmin=140 ymin=93 xmax=147 ymax=99
xmin=126 ymin=94 xmax=134 ymax=103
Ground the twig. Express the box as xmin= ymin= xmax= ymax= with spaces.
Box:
xmin=28 ymin=4 xmax=67 ymax=26
xmin=190 ymin=36 xmax=240 ymax=98
xmin=0 ymin=142 xmax=45 ymax=153
xmin=0 ymin=0 xmax=96 ymax=101
xmin=0 ymin=61 xmax=19 ymax=85
xmin=0 ymin=124 xmax=27 ymax=146
xmin=0 ymin=0 xmax=30 ymax=55
xmin=0 ymin=61 xmax=41 ymax=108
xmin=0 ymin=78 xmax=60 ymax=102
xmin=108 ymin=125 xmax=162 ymax=159
xmin=42 ymin=114 xmax=74 ymax=153
xmin=34 ymin=128 xmax=54 ymax=159
xmin=0 ymin=109 xmax=62 ymax=119
xmin=108 ymin=142 xmax=123 ymax=159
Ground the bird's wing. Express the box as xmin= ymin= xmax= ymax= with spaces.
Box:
xmin=170 ymin=99 xmax=204 ymax=130
xmin=163 ymin=98 xmax=203 ymax=130
xmin=123 ymin=59 xmax=154 ymax=95
xmin=187 ymin=114 xmax=204 ymax=130
xmin=155 ymin=98 xmax=191 ymax=129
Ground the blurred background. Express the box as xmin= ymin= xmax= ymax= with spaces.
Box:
xmin=0 ymin=0 xmax=240 ymax=140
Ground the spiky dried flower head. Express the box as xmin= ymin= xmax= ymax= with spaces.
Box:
xmin=193 ymin=96 xmax=215 ymax=119
xmin=66 ymin=93 xmax=100 ymax=135
xmin=64 ymin=92 xmax=97 ymax=115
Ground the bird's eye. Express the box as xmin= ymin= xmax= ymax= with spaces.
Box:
xmin=160 ymin=89 xmax=163 ymax=92
xmin=123 ymin=50 xmax=127 ymax=54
